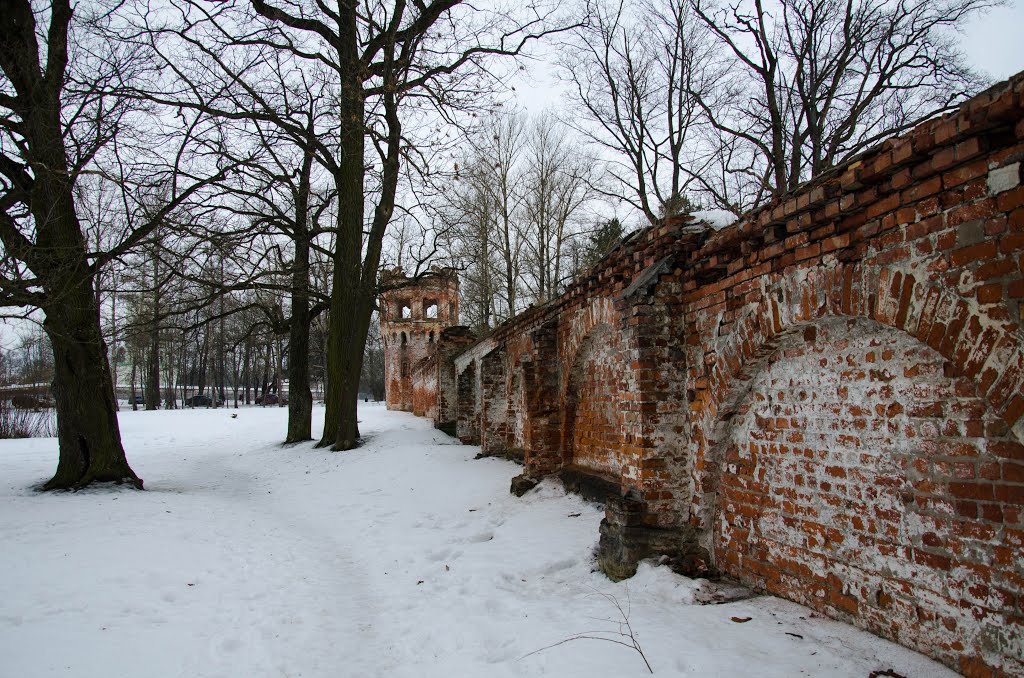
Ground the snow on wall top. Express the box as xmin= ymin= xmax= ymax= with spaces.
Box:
xmin=690 ymin=209 xmax=739 ymax=230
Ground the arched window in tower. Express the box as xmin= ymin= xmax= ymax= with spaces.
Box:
xmin=400 ymin=302 xmax=412 ymax=319
xmin=425 ymin=300 xmax=438 ymax=319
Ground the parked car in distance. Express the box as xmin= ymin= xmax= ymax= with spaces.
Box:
xmin=130 ymin=395 xmax=145 ymax=405
xmin=184 ymin=394 xmax=216 ymax=407
xmin=256 ymin=393 xmax=286 ymax=406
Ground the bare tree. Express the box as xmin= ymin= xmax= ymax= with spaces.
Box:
xmin=244 ymin=0 xmax=576 ymax=450
xmin=521 ymin=112 xmax=594 ymax=303
xmin=439 ymin=112 xmax=529 ymax=329
xmin=0 ymin=0 xmax=233 ymax=488
xmin=440 ymin=112 xmax=592 ymax=317
xmin=480 ymin=113 xmax=528 ymax=319
xmin=131 ymin=5 xmax=339 ymax=439
xmin=561 ymin=0 xmax=721 ymax=221
xmin=690 ymin=0 xmax=996 ymax=200
xmin=440 ymin=157 xmax=504 ymax=330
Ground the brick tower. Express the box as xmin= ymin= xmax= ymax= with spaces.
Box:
xmin=379 ymin=267 xmax=460 ymax=412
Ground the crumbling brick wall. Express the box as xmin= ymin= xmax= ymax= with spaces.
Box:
xmin=435 ymin=327 xmax=477 ymax=435
xmin=708 ymin=316 xmax=1016 ymax=674
xmin=410 ymin=353 xmax=438 ymax=419
xmin=382 ymin=71 xmax=1024 ymax=677
xmin=668 ymin=73 xmax=1024 ymax=677
xmin=455 ymin=358 xmax=479 ymax=444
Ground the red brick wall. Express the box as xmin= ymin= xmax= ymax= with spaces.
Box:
xmin=383 ymin=329 xmax=434 ymax=412
xmin=480 ymin=350 xmax=514 ymax=454
xmin=456 ymin=360 xmax=479 ymax=444
xmin=714 ymin=316 xmax=1017 ymax=674
xmin=381 ymin=270 xmax=459 ymax=413
xmin=563 ymin=323 xmax=627 ymax=477
xmin=392 ymin=71 xmax=1024 ymax=677
xmin=411 ymin=352 xmax=438 ymax=419
xmin=673 ymin=73 xmax=1024 ymax=677
xmin=436 ymin=327 xmax=477 ymax=431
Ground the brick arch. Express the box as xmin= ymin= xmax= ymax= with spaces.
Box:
xmin=558 ymin=296 xmax=620 ymax=399
xmin=689 ymin=260 xmax=1022 ymax=533
xmin=686 ymin=263 xmax=1023 ymax=676
xmin=690 ymin=262 xmax=1024 ymax=464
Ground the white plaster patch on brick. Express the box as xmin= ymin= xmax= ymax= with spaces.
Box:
xmin=1013 ymin=416 xmax=1024 ymax=445
xmin=987 ymin=162 xmax=1020 ymax=195
xmin=714 ymin=316 xmax=1007 ymax=628
xmin=994 ymin=625 xmax=1024 ymax=663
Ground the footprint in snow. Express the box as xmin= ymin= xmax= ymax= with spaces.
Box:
xmin=426 ymin=547 xmax=463 ymax=562
xmin=465 ymin=531 xmax=494 ymax=543
xmin=537 ymin=557 xmax=576 ymax=575
xmin=484 ymin=597 xmax=511 ymax=616
xmin=483 ymin=638 xmax=518 ymax=663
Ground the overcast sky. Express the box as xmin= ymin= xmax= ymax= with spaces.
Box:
xmin=962 ymin=1 xmax=1024 ymax=79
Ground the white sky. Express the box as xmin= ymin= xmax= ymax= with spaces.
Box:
xmin=961 ymin=1 xmax=1024 ymax=79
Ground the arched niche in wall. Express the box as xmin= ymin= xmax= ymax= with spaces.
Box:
xmin=561 ymin=323 xmax=628 ymax=479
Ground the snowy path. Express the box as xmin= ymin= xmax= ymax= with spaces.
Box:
xmin=0 ymin=404 xmax=957 ymax=677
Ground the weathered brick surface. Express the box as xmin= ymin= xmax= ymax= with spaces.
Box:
xmin=380 ymin=268 xmax=460 ymax=419
xmin=382 ymin=71 xmax=1024 ymax=676
xmin=456 ymin=359 xmax=479 ymax=444
xmin=564 ymin=323 xmax=625 ymax=476
xmin=712 ymin=317 xmax=1019 ymax=672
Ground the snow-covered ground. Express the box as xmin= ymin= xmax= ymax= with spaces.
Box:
xmin=0 ymin=404 xmax=957 ymax=678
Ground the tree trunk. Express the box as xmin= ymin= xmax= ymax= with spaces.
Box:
xmin=129 ymin=354 xmax=138 ymax=411
xmin=217 ymin=254 xmax=226 ymax=408
xmin=319 ymin=4 xmax=365 ymax=449
xmin=286 ymin=148 xmax=314 ymax=443
xmin=197 ymin=333 xmax=208 ymax=399
xmin=0 ymin=0 xmax=138 ymax=491
xmin=286 ymin=258 xmax=313 ymax=440
xmin=110 ymin=271 xmax=120 ymax=411
xmin=43 ymin=282 xmax=141 ymax=490
xmin=145 ymin=306 xmax=160 ymax=410
xmin=243 ymin=337 xmax=252 ymax=404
